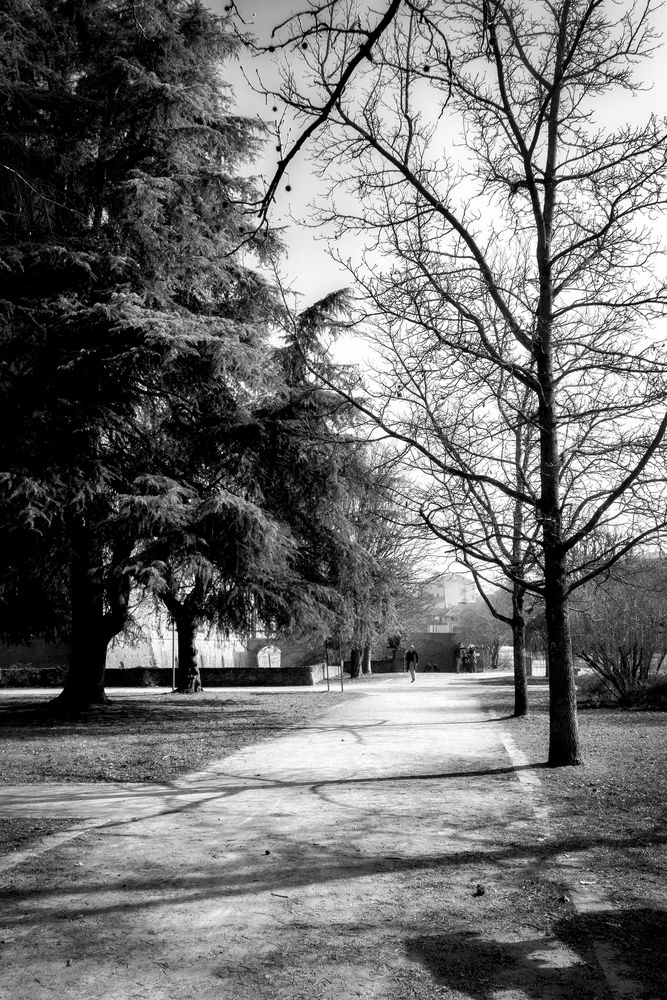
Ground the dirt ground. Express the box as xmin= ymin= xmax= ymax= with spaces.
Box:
xmin=0 ymin=673 xmax=664 ymax=1000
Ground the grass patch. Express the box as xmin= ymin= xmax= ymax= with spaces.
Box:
xmin=0 ymin=687 xmax=349 ymax=858
xmin=0 ymin=688 xmax=347 ymax=785
xmin=480 ymin=683 xmax=666 ymax=906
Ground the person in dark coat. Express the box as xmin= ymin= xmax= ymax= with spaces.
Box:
xmin=405 ymin=644 xmax=419 ymax=682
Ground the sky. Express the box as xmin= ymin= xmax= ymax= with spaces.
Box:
xmin=211 ymin=0 xmax=353 ymax=307
xmin=213 ymin=0 xmax=667 ymax=310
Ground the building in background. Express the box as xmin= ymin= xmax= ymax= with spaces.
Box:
xmin=418 ymin=572 xmax=479 ymax=634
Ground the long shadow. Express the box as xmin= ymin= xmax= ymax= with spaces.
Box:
xmin=0 ymin=700 xmax=297 ymax=741
xmin=279 ymin=714 xmax=516 ymax=735
xmin=0 ymin=712 xmax=521 ymax=756
xmin=2 ymin=829 xmax=665 ymax=931
xmin=219 ymin=759 xmax=549 ymax=788
xmin=407 ymin=906 xmax=667 ymax=1000
xmin=0 ymin=760 xmax=550 ymax=813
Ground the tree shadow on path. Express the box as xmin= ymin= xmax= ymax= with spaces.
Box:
xmin=407 ymin=906 xmax=667 ymax=1000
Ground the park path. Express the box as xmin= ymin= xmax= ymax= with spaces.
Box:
xmin=0 ymin=675 xmax=617 ymax=1000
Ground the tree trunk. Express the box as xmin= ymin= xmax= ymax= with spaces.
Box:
xmin=511 ymin=585 xmax=528 ymax=717
xmin=537 ymin=388 xmax=580 ymax=762
xmin=350 ymin=647 xmax=362 ymax=679
xmin=535 ymin=272 xmax=581 ymax=761
xmin=531 ymin=37 xmax=581 ymax=766
xmin=55 ymin=527 xmax=112 ymax=709
xmin=362 ymin=643 xmax=372 ymax=675
xmin=174 ymin=614 xmax=202 ymax=693
xmin=537 ymin=367 xmax=580 ymax=762
xmin=511 ymin=622 xmax=528 ymax=718
xmin=58 ymin=617 xmax=110 ymax=708
xmin=544 ymin=552 xmax=580 ymax=765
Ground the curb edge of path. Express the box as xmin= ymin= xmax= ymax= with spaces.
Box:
xmin=500 ymin=727 xmax=642 ymax=999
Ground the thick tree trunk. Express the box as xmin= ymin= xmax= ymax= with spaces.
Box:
xmin=511 ymin=624 xmax=528 ymax=718
xmin=350 ymin=647 xmax=362 ymax=679
xmin=55 ymin=527 xmax=112 ymax=709
xmin=174 ymin=614 xmax=202 ymax=693
xmin=537 ymin=383 xmax=581 ymax=764
xmin=362 ymin=643 xmax=372 ymax=675
xmin=544 ymin=550 xmax=580 ymax=765
xmin=512 ymin=585 xmax=528 ymax=717
xmin=535 ymin=243 xmax=581 ymax=761
xmin=58 ymin=619 xmax=110 ymax=708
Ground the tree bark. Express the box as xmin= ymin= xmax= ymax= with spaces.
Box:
xmin=58 ymin=615 xmax=110 ymax=708
xmin=511 ymin=627 xmax=528 ymax=717
xmin=362 ymin=643 xmax=372 ymax=675
xmin=174 ymin=613 xmax=202 ymax=693
xmin=536 ymin=370 xmax=580 ymax=762
xmin=511 ymin=625 xmax=528 ymax=719
xmin=543 ymin=549 xmax=580 ymax=765
xmin=511 ymin=583 xmax=528 ymax=717
xmin=56 ymin=524 xmax=114 ymax=709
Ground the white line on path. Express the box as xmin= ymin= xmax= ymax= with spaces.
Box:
xmin=500 ymin=727 xmax=641 ymax=999
xmin=3 ymin=823 xmax=100 ymax=874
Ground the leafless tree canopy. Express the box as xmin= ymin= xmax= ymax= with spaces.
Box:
xmin=252 ymin=0 xmax=667 ymax=765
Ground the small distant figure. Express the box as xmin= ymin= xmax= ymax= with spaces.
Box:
xmin=405 ymin=644 xmax=419 ymax=682
xmin=464 ymin=645 xmax=479 ymax=673
xmin=454 ymin=642 xmax=463 ymax=673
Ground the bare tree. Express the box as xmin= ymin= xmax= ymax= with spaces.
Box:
xmin=248 ymin=0 xmax=667 ymax=766
xmin=413 ymin=374 xmax=541 ymax=716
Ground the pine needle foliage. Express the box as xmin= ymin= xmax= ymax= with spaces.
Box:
xmin=0 ymin=0 xmax=286 ymax=703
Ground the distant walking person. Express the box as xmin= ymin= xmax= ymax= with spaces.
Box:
xmin=405 ymin=644 xmax=419 ymax=683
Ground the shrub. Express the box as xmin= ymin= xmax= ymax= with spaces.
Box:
xmin=576 ymin=671 xmax=618 ymax=708
xmin=642 ymin=674 xmax=667 ymax=710
xmin=572 ymin=555 xmax=667 ymax=704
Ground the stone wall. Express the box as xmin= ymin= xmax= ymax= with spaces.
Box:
xmin=108 ymin=634 xmax=250 ymax=671
xmin=104 ymin=666 xmax=324 ymax=687
xmin=403 ymin=632 xmax=460 ymax=672
xmin=249 ymin=637 xmax=325 ymax=669
xmin=0 ymin=632 xmax=333 ymax=687
xmin=0 ymin=665 xmax=327 ymax=688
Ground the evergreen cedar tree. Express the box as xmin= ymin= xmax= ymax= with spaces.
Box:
xmin=0 ymin=1 xmax=389 ymax=703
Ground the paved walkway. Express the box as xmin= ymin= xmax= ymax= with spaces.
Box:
xmin=0 ymin=675 xmax=616 ymax=1000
